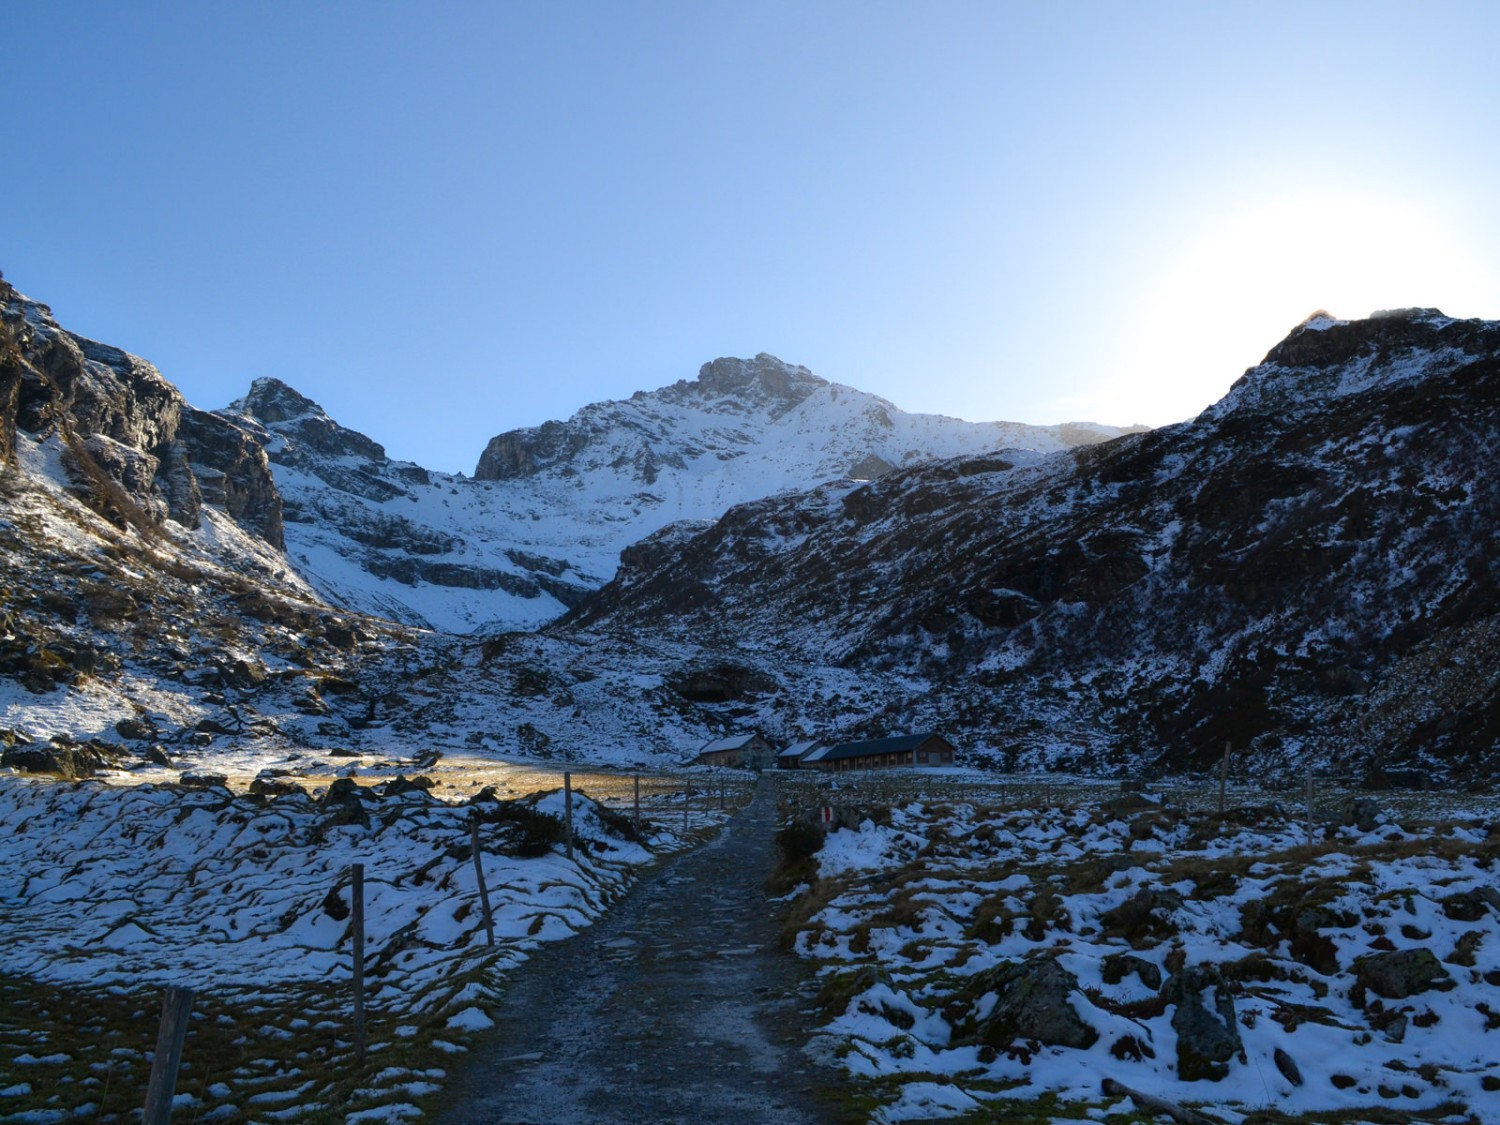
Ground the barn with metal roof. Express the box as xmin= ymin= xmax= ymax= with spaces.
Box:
xmin=805 ymin=733 xmax=956 ymax=772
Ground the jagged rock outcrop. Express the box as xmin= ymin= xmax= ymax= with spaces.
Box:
xmin=0 ymin=280 xmax=284 ymax=546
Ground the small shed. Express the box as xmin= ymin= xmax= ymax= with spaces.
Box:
xmin=693 ymin=733 xmax=774 ymax=770
xmin=777 ymin=740 xmax=822 ymax=770
xmin=806 ymin=733 xmax=957 ymax=772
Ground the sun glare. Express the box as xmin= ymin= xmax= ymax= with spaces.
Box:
xmin=1097 ymin=197 xmax=1500 ymax=426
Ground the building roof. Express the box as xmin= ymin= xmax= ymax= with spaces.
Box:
xmin=697 ymin=732 xmax=763 ymax=754
xmin=779 ymin=740 xmax=821 ymax=760
xmin=817 ymin=733 xmax=953 ymax=763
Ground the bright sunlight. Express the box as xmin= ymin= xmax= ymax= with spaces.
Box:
xmin=1101 ymin=196 xmax=1500 ymax=427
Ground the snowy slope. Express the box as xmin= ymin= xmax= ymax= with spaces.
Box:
xmin=227 ymin=355 xmax=1142 ymax=633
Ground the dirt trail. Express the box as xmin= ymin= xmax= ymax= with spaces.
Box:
xmin=434 ymin=777 xmax=849 ymax=1124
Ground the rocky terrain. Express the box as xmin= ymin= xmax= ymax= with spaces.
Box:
xmin=4 ymin=276 xmax=1500 ymax=789
xmin=776 ymin=777 xmax=1500 ymax=1122
xmin=562 ymin=309 xmax=1500 ymax=787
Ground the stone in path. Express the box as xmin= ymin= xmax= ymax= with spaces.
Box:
xmin=433 ymin=778 xmax=849 ymax=1124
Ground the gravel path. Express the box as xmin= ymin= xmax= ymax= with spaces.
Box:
xmin=434 ymin=777 xmax=850 ymax=1124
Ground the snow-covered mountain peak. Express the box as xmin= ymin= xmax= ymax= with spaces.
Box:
xmin=219 ymin=353 xmax=1142 ymax=632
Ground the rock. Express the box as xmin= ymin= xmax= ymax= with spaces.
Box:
xmin=1164 ymin=966 xmax=1243 ymax=1081
xmin=1341 ymin=796 xmax=1384 ymax=832
xmin=1439 ymin=887 xmax=1500 ymax=922
xmin=1353 ymin=948 xmax=1454 ymax=1001
xmin=1101 ymin=952 xmax=1163 ymax=991
xmin=381 ymin=775 xmax=435 ymax=799
xmin=2 ymin=738 xmax=121 ymax=780
xmin=249 ymin=776 xmax=308 ymax=799
xmin=225 ymin=658 xmax=268 ymax=689
xmin=178 ymin=772 xmax=229 ymax=789
xmin=114 ymin=716 xmax=158 ymax=741
xmin=1099 ymin=887 xmax=1182 ymax=944
xmin=0 ymin=285 xmax=284 ymax=547
xmin=145 ymin=745 xmax=172 ymax=766
xmin=1273 ymin=1046 xmax=1303 ymax=1086
xmin=1379 ymin=1013 xmax=1407 ymax=1043
xmin=320 ymin=777 xmax=372 ymax=827
xmin=954 ymin=958 xmax=1098 ymax=1050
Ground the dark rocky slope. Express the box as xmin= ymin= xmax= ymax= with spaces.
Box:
xmin=561 ymin=310 xmax=1500 ymax=786
xmin=0 ymin=278 xmax=283 ymax=546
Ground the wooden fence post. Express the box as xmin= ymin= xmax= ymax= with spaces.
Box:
xmin=1305 ymin=766 xmax=1315 ymax=846
xmin=563 ymin=772 xmax=574 ymax=860
xmin=470 ymin=816 xmax=496 ymax=947
xmin=351 ymin=863 xmax=366 ymax=1065
xmin=1218 ymin=741 xmax=1230 ymax=814
xmin=142 ymin=985 xmax=194 ymax=1125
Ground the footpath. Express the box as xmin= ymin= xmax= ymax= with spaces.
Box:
xmin=434 ymin=777 xmax=850 ymax=1124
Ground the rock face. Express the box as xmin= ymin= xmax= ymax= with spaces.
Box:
xmin=0 ymin=280 xmax=283 ymax=547
xmin=561 ymin=309 xmax=1500 ymax=785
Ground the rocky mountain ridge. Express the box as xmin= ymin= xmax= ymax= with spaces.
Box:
xmin=0 ymin=283 xmax=284 ymax=549
xmin=4 ymin=275 xmax=1497 ymax=789
xmin=224 ymin=351 xmax=1142 ymax=633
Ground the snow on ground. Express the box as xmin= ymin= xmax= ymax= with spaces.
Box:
xmin=0 ymin=773 xmax=708 ymax=1123
xmin=783 ymin=784 xmax=1500 ymax=1123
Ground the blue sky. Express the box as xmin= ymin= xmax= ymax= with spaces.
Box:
xmin=7 ymin=1 xmax=1500 ymax=472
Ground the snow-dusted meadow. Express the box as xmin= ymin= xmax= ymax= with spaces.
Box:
xmin=783 ymin=781 xmax=1500 ymax=1123
xmin=0 ymin=774 xmax=722 ymax=1123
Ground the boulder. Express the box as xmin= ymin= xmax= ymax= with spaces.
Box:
xmin=954 ymin=958 xmax=1098 ymax=1049
xmin=1164 ymin=966 xmax=1243 ymax=1081
xmin=320 ymin=777 xmax=372 ymax=827
xmin=178 ymin=772 xmax=229 ymax=789
xmin=1102 ymin=952 xmax=1163 ymax=991
xmin=114 ymin=716 xmax=158 ymax=741
xmin=1353 ymin=948 xmax=1453 ymax=1001
xmin=380 ymin=775 xmax=435 ymax=799
xmin=1341 ymin=796 xmax=1384 ymax=832
xmin=2 ymin=738 xmax=122 ymax=779
xmin=249 ymin=776 xmax=308 ymax=799
xmin=1439 ymin=887 xmax=1500 ymax=922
